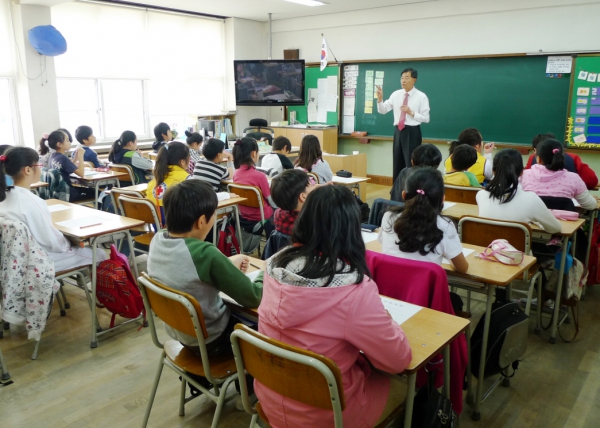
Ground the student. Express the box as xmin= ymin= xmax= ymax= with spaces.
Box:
xmin=270 ymin=169 xmax=315 ymax=236
xmin=443 ymin=144 xmax=481 ymax=187
xmin=233 ymin=137 xmax=277 ymax=236
xmin=391 ymin=143 xmax=442 ymax=202
xmin=192 ymin=138 xmax=234 ymax=192
xmin=0 ymin=147 xmax=106 ymax=271
xmin=147 ymin=179 xmax=262 ymax=357
xmin=379 ymin=167 xmax=469 ymax=273
xmin=147 ymin=142 xmax=190 ymax=220
xmin=257 ymin=185 xmax=411 ymax=428
xmin=526 ymin=133 xmax=598 ymax=189
xmin=477 ymin=148 xmax=561 ymax=233
xmin=108 ymin=130 xmax=153 ymax=185
xmin=152 ymin=122 xmax=172 ymax=152
xmin=521 ymin=139 xmax=596 ymax=210
xmin=261 ymin=136 xmax=294 ymax=175
xmin=0 ymin=145 xmax=13 ymax=187
xmin=48 ymin=130 xmax=93 ymax=202
xmin=185 ymin=131 xmax=203 ymax=174
xmin=294 ymin=134 xmax=333 ymax=183
xmin=73 ymin=125 xmax=102 ymax=167
xmin=444 ymin=128 xmax=494 ymax=183
xmin=39 ymin=128 xmax=73 ymax=169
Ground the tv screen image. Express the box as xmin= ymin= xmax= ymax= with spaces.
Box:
xmin=234 ymin=60 xmax=305 ymax=106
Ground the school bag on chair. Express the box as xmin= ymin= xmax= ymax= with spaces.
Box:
xmin=96 ymin=245 xmax=146 ymax=328
xmin=470 ymin=301 xmax=529 ymax=380
xmin=217 ymin=216 xmax=240 ymax=257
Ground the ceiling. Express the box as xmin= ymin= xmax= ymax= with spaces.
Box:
xmin=22 ymin=0 xmax=441 ymax=22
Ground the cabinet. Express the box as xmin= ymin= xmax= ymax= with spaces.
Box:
xmin=271 ymin=126 xmax=338 ymax=154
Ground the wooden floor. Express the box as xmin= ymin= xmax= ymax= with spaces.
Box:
xmin=2 ymin=183 xmax=600 ymax=428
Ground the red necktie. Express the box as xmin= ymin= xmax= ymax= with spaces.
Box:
xmin=397 ymin=92 xmax=409 ymax=131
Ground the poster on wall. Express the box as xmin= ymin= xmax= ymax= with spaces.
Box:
xmin=567 ymin=55 xmax=600 ymax=149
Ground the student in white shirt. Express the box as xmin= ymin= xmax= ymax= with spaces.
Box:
xmin=0 ymin=147 xmax=106 ymax=271
xmin=376 ymin=68 xmax=431 ymax=184
xmin=261 ymin=136 xmax=294 ymax=175
xmin=378 ymin=167 xmax=468 ymax=273
xmin=476 ymin=148 xmax=561 ymax=233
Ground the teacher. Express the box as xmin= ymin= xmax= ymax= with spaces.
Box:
xmin=377 ymin=68 xmax=430 ymax=183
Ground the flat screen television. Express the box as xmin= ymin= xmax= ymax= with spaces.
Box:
xmin=234 ymin=59 xmax=305 ymax=106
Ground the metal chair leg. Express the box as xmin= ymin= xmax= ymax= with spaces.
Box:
xmin=32 ymin=340 xmax=41 ymax=360
xmin=60 ymin=286 xmax=70 ymax=309
xmin=142 ymin=353 xmax=166 ymax=428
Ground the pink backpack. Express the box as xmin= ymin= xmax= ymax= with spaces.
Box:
xmin=96 ymin=245 xmax=146 ymax=328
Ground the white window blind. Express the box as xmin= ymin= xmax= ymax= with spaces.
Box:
xmin=0 ymin=1 xmax=16 ymax=76
xmin=0 ymin=79 xmax=17 ymax=144
xmin=52 ymin=2 xmax=227 ymax=121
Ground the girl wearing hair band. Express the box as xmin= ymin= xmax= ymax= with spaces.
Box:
xmin=378 ymin=167 xmax=469 ymax=273
xmin=108 ymin=130 xmax=153 ymax=185
xmin=521 ymin=139 xmax=596 ymax=210
xmin=0 ymin=147 xmax=106 ymax=271
xmin=38 ymin=132 xmax=54 ymax=168
xmin=184 ymin=131 xmax=203 ymax=174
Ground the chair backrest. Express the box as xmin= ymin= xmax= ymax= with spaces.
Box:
xmin=148 ymin=152 xmax=158 ymax=161
xmin=306 ymin=171 xmax=320 ymax=184
xmin=368 ymin=198 xmax=404 ymax=227
xmin=444 ymin=185 xmax=481 ymax=205
xmin=110 ymin=189 xmax=145 ymax=216
xmin=138 ymin=273 xmax=220 ymax=381
xmin=109 ymin=164 xmax=136 ymax=183
xmin=227 ymin=183 xmax=265 ymax=222
xmin=539 ymin=196 xmax=577 ymax=212
xmin=118 ymin=196 xmax=161 ymax=230
xmin=458 ymin=216 xmax=532 ymax=253
xmin=83 ymin=161 xmax=95 ymax=169
xmin=230 ymin=324 xmax=345 ymax=426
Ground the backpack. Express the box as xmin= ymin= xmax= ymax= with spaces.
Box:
xmin=355 ymin=195 xmax=370 ymax=223
xmin=96 ymin=245 xmax=146 ymax=328
xmin=470 ymin=301 xmax=528 ymax=379
xmin=217 ymin=216 xmax=240 ymax=257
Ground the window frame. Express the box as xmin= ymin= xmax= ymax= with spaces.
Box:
xmin=0 ymin=77 xmax=22 ymax=146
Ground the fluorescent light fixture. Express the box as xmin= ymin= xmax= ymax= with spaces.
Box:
xmin=283 ymin=0 xmax=327 ymax=6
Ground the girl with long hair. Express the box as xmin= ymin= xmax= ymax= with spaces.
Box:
xmin=294 ymin=134 xmax=333 ymax=183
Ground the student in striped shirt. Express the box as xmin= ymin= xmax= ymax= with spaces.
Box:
xmin=192 ymin=138 xmax=234 ymax=192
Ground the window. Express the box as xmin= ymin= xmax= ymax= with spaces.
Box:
xmin=57 ymin=78 xmax=147 ymax=142
xmin=0 ymin=78 xmax=17 ymax=144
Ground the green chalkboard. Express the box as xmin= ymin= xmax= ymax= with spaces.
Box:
xmin=349 ymin=56 xmax=570 ymax=145
xmin=567 ymin=55 xmax=600 ymax=149
xmin=288 ymin=65 xmax=339 ymax=125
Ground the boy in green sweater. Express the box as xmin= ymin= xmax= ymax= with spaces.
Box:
xmin=147 ymin=179 xmax=263 ymax=358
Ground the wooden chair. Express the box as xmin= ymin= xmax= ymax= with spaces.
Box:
xmin=109 ymin=164 xmax=135 ymax=184
xmin=110 ymin=188 xmax=145 ymax=216
xmin=227 ymin=183 xmax=267 ymax=256
xmin=230 ymin=324 xmax=404 ymax=428
xmin=138 ymin=273 xmax=239 ymax=428
xmin=118 ymin=196 xmax=161 ymax=254
xmin=457 ymin=216 xmax=542 ymax=323
xmin=307 ymin=171 xmax=320 ymax=184
xmin=147 ymin=152 xmax=158 ymax=161
xmin=444 ymin=184 xmax=481 ymax=205
xmin=83 ymin=161 xmax=95 ymax=169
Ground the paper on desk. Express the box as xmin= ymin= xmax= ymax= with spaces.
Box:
xmin=442 ymin=202 xmax=456 ymax=211
xmin=333 ymin=176 xmax=359 ymax=183
xmin=47 ymin=204 xmax=70 ymax=213
xmin=56 ymin=216 xmax=109 ymax=229
xmin=245 ymin=270 xmax=261 ymax=282
xmin=380 ymin=296 xmax=422 ymax=325
xmin=442 ymin=248 xmax=475 ymax=265
xmin=361 ymin=231 xmax=379 ymax=244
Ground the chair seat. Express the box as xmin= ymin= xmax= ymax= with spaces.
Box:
xmin=55 ymin=265 xmax=92 ymax=277
xmin=164 ymin=340 xmax=238 ymax=379
xmin=131 ymin=225 xmax=152 ymax=233
xmin=134 ymin=232 xmax=155 ymax=246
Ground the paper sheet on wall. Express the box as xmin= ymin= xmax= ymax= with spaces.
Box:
xmin=327 ymin=76 xmax=338 ymax=95
xmin=343 ymin=97 xmax=355 ymax=116
xmin=327 ymin=94 xmax=338 ymax=112
xmin=342 ymin=115 xmax=355 ymax=133
xmin=442 ymin=248 xmax=475 ymax=265
xmin=380 ymin=296 xmax=422 ymax=325
xmin=317 ymin=78 xmax=328 ymax=122
xmin=307 ymin=88 xmax=318 ymax=122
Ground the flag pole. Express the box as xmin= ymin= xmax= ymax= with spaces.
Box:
xmin=321 ymin=33 xmax=339 ymax=63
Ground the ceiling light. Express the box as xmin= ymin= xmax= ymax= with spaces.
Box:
xmin=283 ymin=0 xmax=327 ymax=6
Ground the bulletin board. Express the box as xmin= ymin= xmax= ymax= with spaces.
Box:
xmin=567 ymin=54 xmax=600 ymax=149
xmin=288 ymin=65 xmax=339 ymax=126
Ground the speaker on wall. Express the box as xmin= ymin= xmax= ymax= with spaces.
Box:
xmin=284 ymin=49 xmax=299 ymax=60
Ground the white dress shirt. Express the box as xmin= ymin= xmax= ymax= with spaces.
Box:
xmin=377 ymin=87 xmax=430 ymax=127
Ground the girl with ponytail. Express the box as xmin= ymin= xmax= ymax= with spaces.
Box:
xmin=0 ymin=147 xmax=106 ymax=270
xmin=477 ymin=149 xmax=561 ymax=233
xmin=378 ymin=167 xmax=469 ymax=273
xmin=521 ymin=139 xmax=596 ymax=210
xmin=108 ymin=130 xmax=153 ymax=185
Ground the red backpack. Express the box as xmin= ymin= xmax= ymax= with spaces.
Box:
xmin=217 ymin=216 xmax=240 ymax=257
xmin=96 ymin=245 xmax=146 ymax=328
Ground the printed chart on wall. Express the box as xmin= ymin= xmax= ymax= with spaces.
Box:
xmin=342 ymin=65 xmax=358 ymax=133
xmin=567 ymin=55 xmax=600 ymax=148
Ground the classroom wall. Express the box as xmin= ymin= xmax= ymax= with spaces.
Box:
xmin=271 ymin=0 xmax=600 ymax=177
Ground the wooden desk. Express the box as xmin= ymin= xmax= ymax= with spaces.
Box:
xmin=225 ymin=258 xmax=468 ymax=428
xmin=331 ymin=176 xmax=370 ymax=200
xmin=323 ymin=153 xmax=368 ymax=200
xmin=75 ymin=171 xmax=128 ymax=209
xmin=47 ymin=199 xmax=144 ymax=348
xmin=30 ymin=181 xmax=48 ymax=196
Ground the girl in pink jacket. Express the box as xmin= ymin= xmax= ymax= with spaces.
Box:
xmin=257 ymin=185 xmax=412 ymax=428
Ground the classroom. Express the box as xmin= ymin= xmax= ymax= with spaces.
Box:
xmin=1 ymin=1 xmax=600 ymax=427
